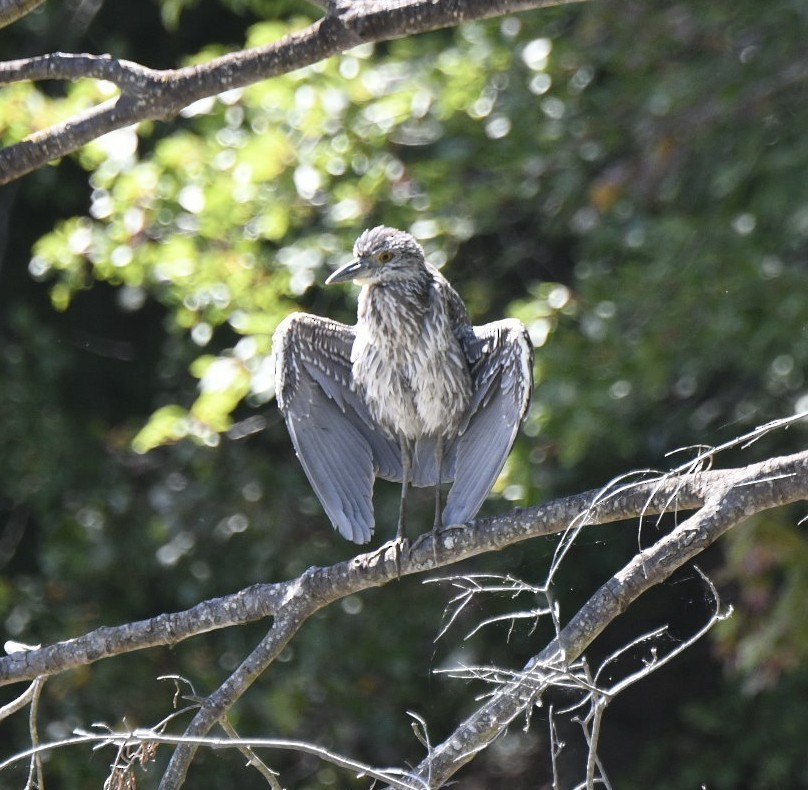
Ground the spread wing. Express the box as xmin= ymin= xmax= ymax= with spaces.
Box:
xmin=273 ymin=312 xmax=401 ymax=543
xmin=442 ymin=318 xmax=534 ymax=525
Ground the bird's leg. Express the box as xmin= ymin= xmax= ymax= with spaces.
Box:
xmin=393 ymin=437 xmax=412 ymax=577
xmin=397 ymin=437 xmax=412 ymax=542
xmin=433 ymin=436 xmax=444 ymax=530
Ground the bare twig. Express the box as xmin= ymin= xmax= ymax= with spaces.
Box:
xmin=548 ymin=705 xmax=562 ymax=790
xmin=24 ymin=676 xmax=45 ymax=790
xmin=0 ymin=677 xmax=39 ymax=721
xmin=572 ymin=568 xmax=726 ymax=789
xmin=217 ymin=718 xmax=281 ymax=789
xmin=431 ymin=567 xmax=726 ymax=788
xmin=1 ymin=727 xmax=429 ymax=790
xmin=429 ymin=573 xmax=554 ymax=642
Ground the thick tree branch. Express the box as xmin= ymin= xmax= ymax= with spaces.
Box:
xmin=0 ymin=0 xmax=585 ymax=186
xmin=2 ymin=450 xmax=806 ymax=691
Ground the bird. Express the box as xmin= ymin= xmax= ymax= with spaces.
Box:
xmin=273 ymin=226 xmax=533 ymax=548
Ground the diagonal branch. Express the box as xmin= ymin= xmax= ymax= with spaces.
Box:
xmin=157 ymin=611 xmax=310 ymax=790
xmin=0 ymin=0 xmax=585 ymax=186
xmin=0 ymin=18 xmax=356 ymax=185
xmin=399 ymin=453 xmax=808 ymax=788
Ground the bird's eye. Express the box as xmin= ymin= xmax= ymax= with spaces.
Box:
xmin=377 ymin=251 xmax=393 ymax=264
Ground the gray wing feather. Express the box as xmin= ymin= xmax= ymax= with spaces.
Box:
xmin=411 ymin=437 xmax=451 ymax=487
xmin=273 ymin=313 xmax=401 ymax=543
xmin=442 ymin=319 xmax=533 ymax=525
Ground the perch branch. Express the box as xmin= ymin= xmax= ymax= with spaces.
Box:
xmin=1 ymin=449 xmax=805 ymax=691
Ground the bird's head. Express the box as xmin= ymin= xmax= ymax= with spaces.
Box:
xmin=326 ymin=226 xmax=427 ymax=286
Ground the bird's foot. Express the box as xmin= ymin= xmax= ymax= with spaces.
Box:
xmin=423 ymin=522 xmax=468 ymax=566
xmin=409 ymin=531 xmax=429 ymax=554
xmin=408 ymin=523 xmax=460 ymax=566
xmin=391 ymin=535 xmax=410 ymax=578
xmin=360 ymin=537 xmax=408 ymax=578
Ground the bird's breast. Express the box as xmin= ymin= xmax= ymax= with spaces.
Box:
xmin=352 ymin=284 xmax=472 ymax=440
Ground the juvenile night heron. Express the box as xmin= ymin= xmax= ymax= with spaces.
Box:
xmin=273 ymin=226 xmax=533 ymax=546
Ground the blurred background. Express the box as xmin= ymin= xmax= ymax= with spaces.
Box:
xmin=2 ymin=0 xmax=808 ymax=786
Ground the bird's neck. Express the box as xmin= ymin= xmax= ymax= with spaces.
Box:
xmin=358 ymin=273 xmax=433 ymax=337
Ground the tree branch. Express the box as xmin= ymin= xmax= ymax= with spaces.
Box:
xmin=2 ymin=450 xmax=806 ymax=691
xmin=156 ymin=449 xmax=808 ymax=788
xmin=157 ymin=611 xmax=309 ymax=790
xmin=399 ymin=451 xmax=808 ymax=787
xmin=0 ymin=0 xmax=44 ymax=31
xmin=0 ymin=0 xmax=585 ymax=186
xmin=2 ymin=449 xmax=803 ymax=785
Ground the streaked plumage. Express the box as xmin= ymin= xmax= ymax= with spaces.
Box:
xmin=273 ymin=226 xmax=533 ymax=544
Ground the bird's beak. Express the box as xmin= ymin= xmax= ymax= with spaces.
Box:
xmin=325 ymin=257 xmax=367 ymax=285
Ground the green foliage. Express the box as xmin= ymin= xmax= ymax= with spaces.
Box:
xmin=4 ymin=0 xmax=808 ymax=786
xmin=631 ymin=666 xmax=808 ymax=789
xmin=715 ymin=513 xmax=808 ymax=682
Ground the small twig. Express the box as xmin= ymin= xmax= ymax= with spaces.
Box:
xmin=24 ymin=676 xmax=46 ymax=790
xmin=428 ymin=573 xmax=553 ymax=641
xmin=566 ymin=567 xmax=725 ymax=788
xmin=1 ymin=722 xmax=430 ymax=790
xmin=406 ymin=711 xmax=433 ymax=787
xmin=218 ymin=718 xmax=281 ymax=789
xmin=548 ymin=705 xmax=562 ymax=790
xmin=582 ymin=696 xmax=605 ymax=790
xmin=0 ymin=732 xmax=101 ymax=772
xmin=0 ymin=678 xmax=39 ymax=721
xmin=604 ymin=569 xmax=727 ymax=700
